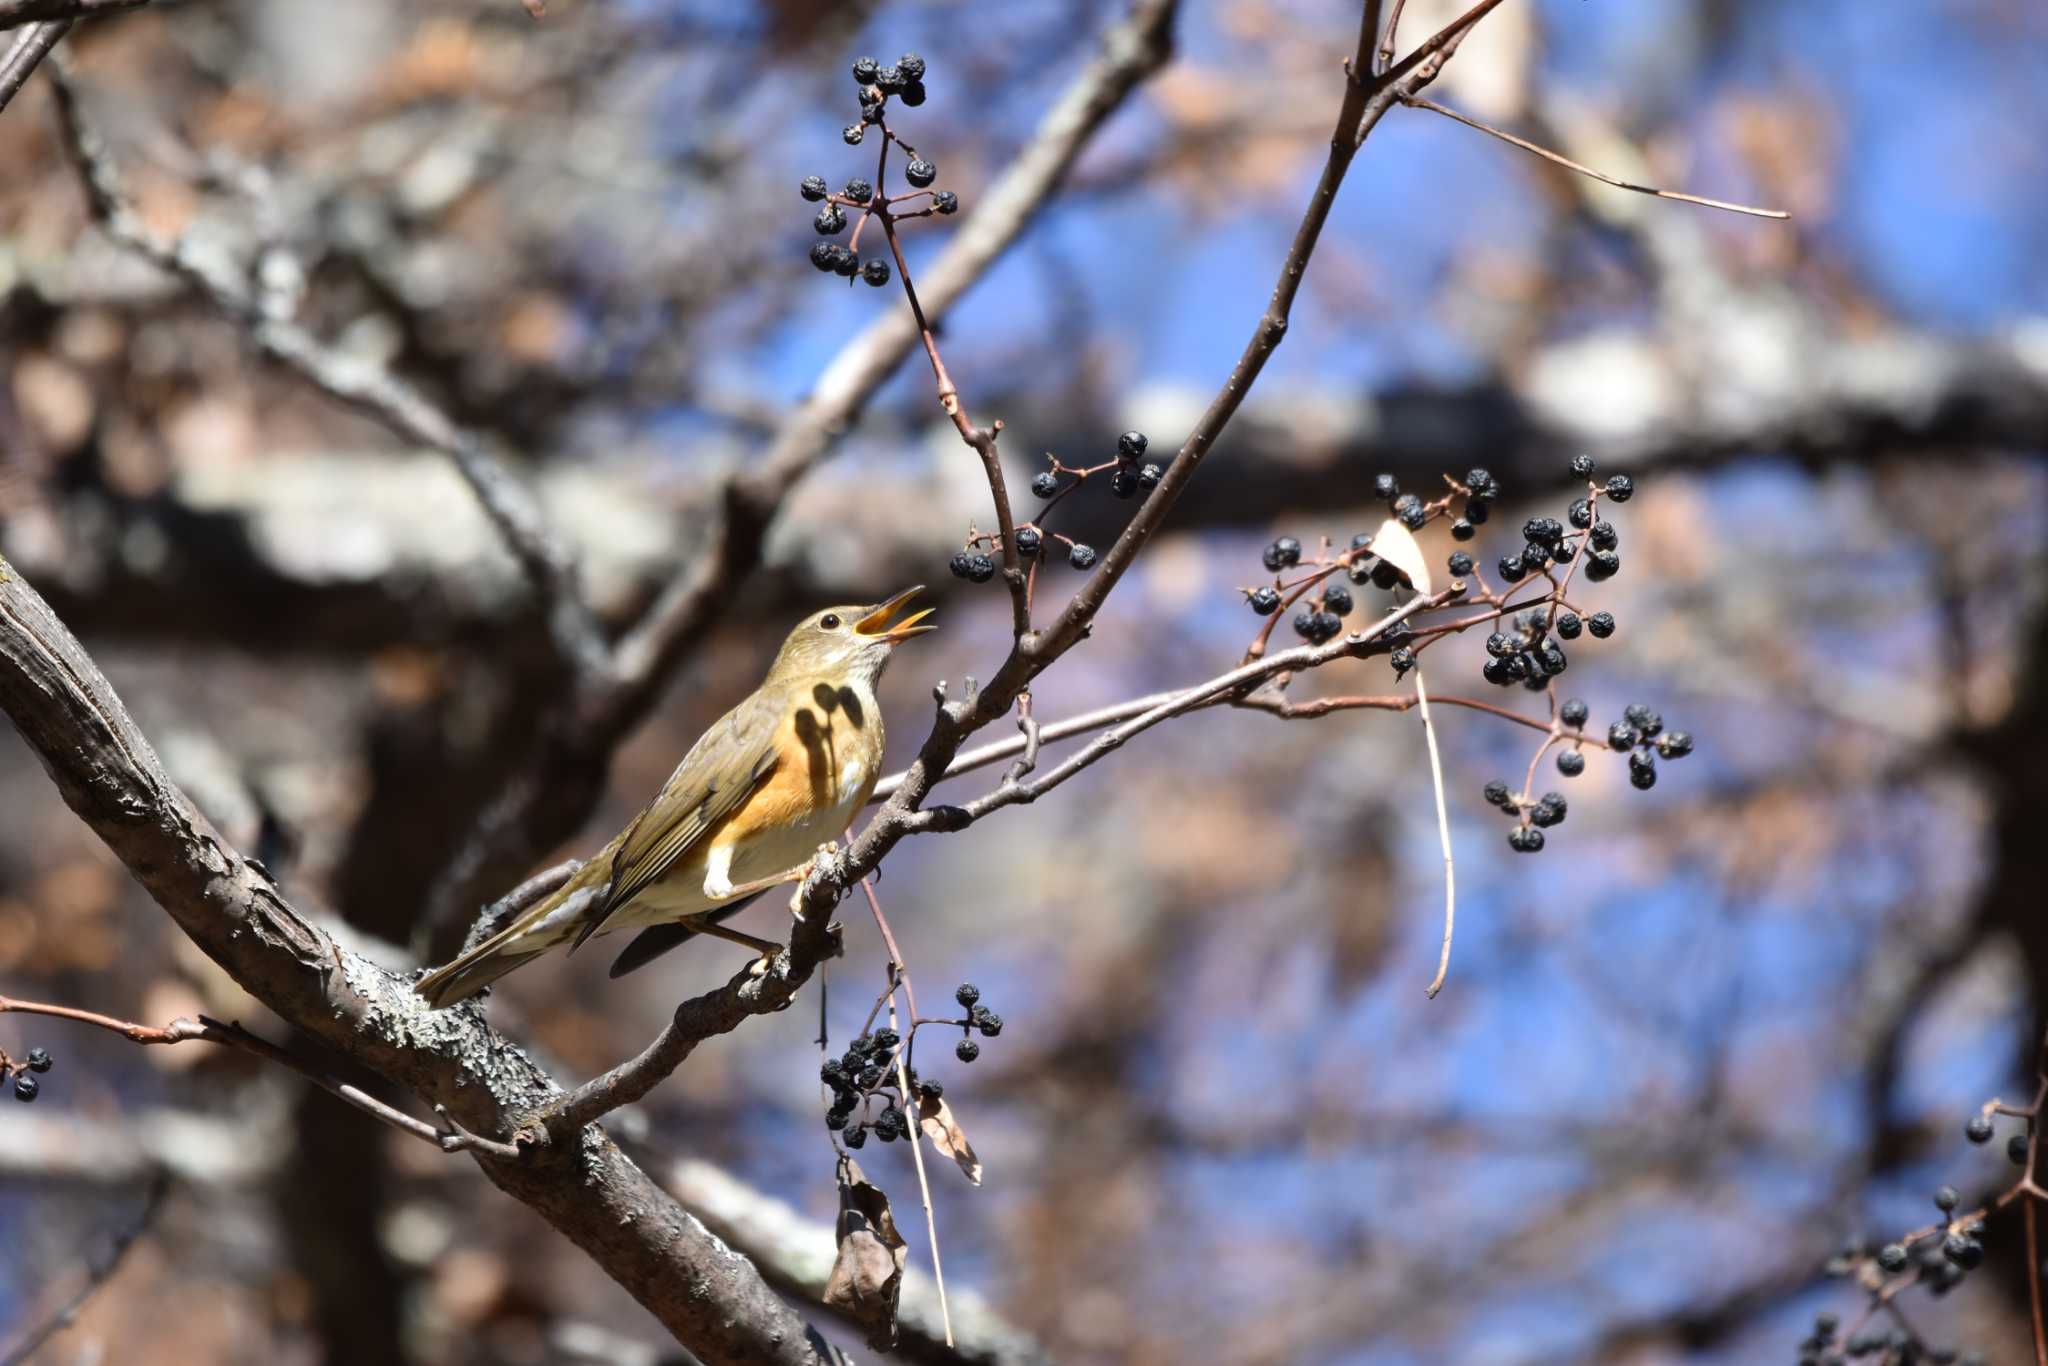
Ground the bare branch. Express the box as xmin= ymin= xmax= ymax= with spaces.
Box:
xmin=908 ymin=594 xmax=1451 ymax=832
xmin=0 ymin=993 xmax=524 ymax=1159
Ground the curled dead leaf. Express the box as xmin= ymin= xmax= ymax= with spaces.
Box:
xmin=914 ymin=1092 xmax=984 ymax=1186
xmin=1369 ymin=517 xmax=1433 ymax=594
xmin=824 ymin=1158 xmax=905 ymax=1350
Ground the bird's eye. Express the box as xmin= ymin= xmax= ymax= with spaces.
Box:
xmin=820 ymin=613 xmax=841 ymax=630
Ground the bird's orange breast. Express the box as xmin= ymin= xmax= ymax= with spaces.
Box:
xmin=714 ymin=681 xmax=883 ymax=849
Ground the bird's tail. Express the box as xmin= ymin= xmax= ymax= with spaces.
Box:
xmin=415 ymin=888 xmax=587 ymax=1009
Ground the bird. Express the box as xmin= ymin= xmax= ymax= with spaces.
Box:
xmin=414 ymin=587 xmax=935 ymax=1009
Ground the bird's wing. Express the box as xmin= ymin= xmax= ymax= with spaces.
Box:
xmin=606 ymin=890 xmax=769 ymax=979
xmin=569 ymin=687 xmax=785 ymax=951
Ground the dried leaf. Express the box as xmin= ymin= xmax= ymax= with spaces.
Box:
xmin=915 ymin=1092 xmax=984 ymax=1185
xmin=824 ymin=1159 xmax=905 ymax=1350
xmin=1370 ymin=517 xmax=1434 ymax=594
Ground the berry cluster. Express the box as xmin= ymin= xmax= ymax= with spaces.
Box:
xmin=1807 ymin=1098 xmax=2039 ymax=1365
xmin=1240 ymin=456 xmax=1698 ymax=855
xmin=0 ymin=1044 xmax=53 ymax=1103
xmin=818 ymin=983 xmax=1001 ymax=1150
xmin=1482 ymin=699 xmax=1693 ymax=852
xmin=799 ymin=53 xmax=958 ymax=284
xmin=948 ymin=431 xmax=1162 ymax=585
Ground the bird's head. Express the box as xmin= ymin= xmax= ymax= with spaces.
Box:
xmin=769 ymin=585 xmax=936 ymax=687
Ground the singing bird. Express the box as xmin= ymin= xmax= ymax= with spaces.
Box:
xmin=415 ymin=587 xmax=935 ymax=1008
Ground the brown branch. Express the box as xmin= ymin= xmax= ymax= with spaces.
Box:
xmin=44 ymin=57 xmax=606 ymax=672
xmin=0 ymin=17 xmax=65 ymax=112
xmin=0 ymin=993 xmax=524 ymax=1160
xmin=870 ymin=677 xmax=1557 ymax=804
xmin=898 ymin=593 xmax=1451 ymax=835
xmin=1026 ymin=0 xmax=1499 ymax=676
xmin=0 ymin=561 xmax=844 ymax=1366
xmin=1404 ymin=95 xmax=1789 ymax=219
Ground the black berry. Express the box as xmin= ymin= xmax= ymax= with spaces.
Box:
xmin=1248 ymin=586 xmax=1281 ymax=616
xmin=814 ymin=204 xmax=847 ymax=236
xmin=956 ymin=1038 xmax=980 ymax=1063
xmin=1966 ymin=1115 xmax=1995 ymax=1144
xmin=862 ymin=258 xmax=891 ymax=287
xmin=1447 ymin=551 xmax=1474 ymax=577
xmin=933 ymin=190 xmax=959 ymax=214
xmin=1556 ymin=750 xmax=1585 ymax=777
xmin=1560 ymin=698 xmax=1589 ymax=728
xmin=1013 ymin=526 xmax=1042 ymax=560
xmin=1604 ymin=474 xmax=1634 ymax=503
xmin=1263 ymin=536 xmax=1302 ymax=572
xmin=905 ymin=158 xmax=937 ymax=188
xmin=800 ymin=174 xmax=829 ymax=201
xmin=1118 ymin=431 xmax=1149 ymax=461
xmin=1586 ymin=612 xmax=1616 ymax=639
xmin=1570 ymin=454 xmax=1596 ymax=478
xmin=1030 ymin=471 xmax=1059 ymax=499
xmin=955 ymin=983 xmax=981 ymax=1008
xmin=1068 ymin=542 xmax=1097 ymax=570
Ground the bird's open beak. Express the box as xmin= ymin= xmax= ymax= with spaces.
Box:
xmin=855 ymin=585 xmax=937 ymax=644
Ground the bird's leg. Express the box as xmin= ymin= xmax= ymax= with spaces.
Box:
xmin=687 ymin=919 xmax=783 ymax=956
xmin=704 ymin=842 xmax=839 ymax=905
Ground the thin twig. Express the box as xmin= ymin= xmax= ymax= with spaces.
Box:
xmin=901 ymin=593 xmax=1452 ymax=835
xmin=0 ymin=1173 xmax=167 ymax=1366
xmin=1404 ymin=95 xmax=1789 ymax=219
xmin=0 ymin=994 xmax=524 ymax=1159
xmin=1415 ymin=663 xmax=1457 ymax=998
